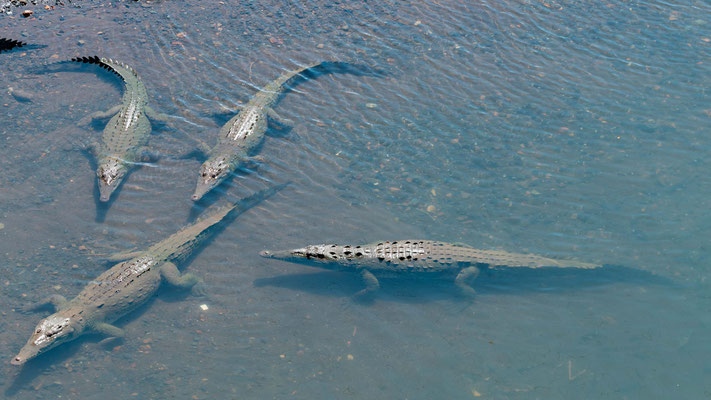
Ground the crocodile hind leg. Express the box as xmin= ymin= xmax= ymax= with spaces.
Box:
xmin=21 ymin=294 xmax=68 ymax=313
xmin=160 ymin=262 xmax=206 ymax=296
xmin=454 ymin=266 xmax=480 ymax=298
xmin=266 ymin=107 xmax=294 ymax=129
xmin=353 ymin=269 xmax=380 ymax=299
xmin=144 ymin=106 xmax=172 ymax=124
xmin=105 ymin=249 xmax=143 ymax=262
xmin=78 ymin=104 xmax=122 ymax=126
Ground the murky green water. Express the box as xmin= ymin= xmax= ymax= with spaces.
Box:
xmin=1 ymin=0 xmax=710 ymax=398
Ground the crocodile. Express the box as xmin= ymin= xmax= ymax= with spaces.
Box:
xmin=11 ymin=183 xmax=285 ymax=366
xmin=70 ymin=56 xmax=172 ymax=202
xmin=260 ymin=240 xmax=601 ymax=298
xmin=0 ymin=38 xmax=25 ymax=53
xmin=191 ymin=61 xmax=380 ymax=201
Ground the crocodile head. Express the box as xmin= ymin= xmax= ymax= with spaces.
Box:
xmin=192 ymin=154 xmax=237 ymax=201
xmin=97 ymin=156 xmax=128 ymax=202
xmin=11 ymin=313 xmax=82 ymax=365
xmin=260 ymin=245 xmax=342 ymax=263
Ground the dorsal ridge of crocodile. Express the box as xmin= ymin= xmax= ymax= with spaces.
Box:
xmin=70 ymin=56 xmax=142 ymax=87
xmin=0 ymin=38 xmax=27 ymax=53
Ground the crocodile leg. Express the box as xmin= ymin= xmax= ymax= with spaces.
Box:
xmin=160 ymin=262 xmax=206 ymax=295
xmin=78 ymin=105 xmax=122 ymax=126
xmin=93 ymin=322 xmax=126 ymax=346
xmin=353 ymin=269 xmax=380 ymax=299
xmin=21 ymin=294 xmax=68 ymax=313
xmin=266 ymin=107 xmax=294 ymax=128
xmin=144 ymin=106 xmax=172 ymax=124
xmin=85 ymin=140 xmax=100 ymax=157
xmin=105 ymin=250 xmax=143 ymax=262
xmin=136 ymin=146 xmax=161 ymax=163
xmin=236 ymin=155 xmax=266 ymax=172
xmin=454 ymin=266 xmax=480 ymax=297
xmin=63 ymin=137 xmax=100 ymax=157
xmin=92 ymin=322 xmax=125 ymax=338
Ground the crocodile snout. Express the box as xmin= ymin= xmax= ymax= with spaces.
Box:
xmin=258 ymin=250 xmax=272 ymax=257
xmin=11 ymin=356 xmax=24 ymax=366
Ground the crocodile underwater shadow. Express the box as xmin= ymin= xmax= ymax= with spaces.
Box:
xmin=0 ymin=38 xmax=46 ymax=54
xmin=254 ymin=264 xmax=672 ymax=304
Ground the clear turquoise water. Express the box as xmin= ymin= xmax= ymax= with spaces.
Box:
xmin=1 ymin=0 xmax=710 ymax=398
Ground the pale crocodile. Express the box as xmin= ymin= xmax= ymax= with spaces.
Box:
xmin=260 ymin=240 xmax=601 ymax=298
xmin=12 ymin=183 xmax=285 ymax=366
xmin=192 ymin=61 xmax=380 ymax=201
xmin=70 ymin=56 xmax=172 ymax=202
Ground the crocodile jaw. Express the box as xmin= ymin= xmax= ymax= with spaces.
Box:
xmin=192 ymin=157 xmax=235 ymax=201
xmin=97 ymin=157 xmax=127 ymax=202
xmin=260 ymin=249 xmax=295 ymax=259
xmin=192 ymin=177 xmax=222 ymax=201
xmin=259 ymin=248 xmax=309 ymax=261
xmin=12 ymin=314 xmax=78 ymax=365
xmin=99 ymin=181 xmax=118 ymax=202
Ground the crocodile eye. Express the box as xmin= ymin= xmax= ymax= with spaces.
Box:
xmin=201 ymin=172 xmax=206 ymax=177
xmin=211 ymin=174 xmax=216 ymax=179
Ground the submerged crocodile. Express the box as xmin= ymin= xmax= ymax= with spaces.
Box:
xmin=260 ymin=240 xmax=601 ymax=298
xmin=192 ymin=61 xmax=379 ymax=201
xmin=70 ymin=56 xmax=172 ymax=202
xmin=12 ymin=183 xmax=285 ymax=366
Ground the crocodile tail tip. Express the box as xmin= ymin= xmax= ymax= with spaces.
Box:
xmin=0 ymin=38 xmax=27 ymax=51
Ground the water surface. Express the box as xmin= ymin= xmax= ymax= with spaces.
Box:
xmin=1 ymin=0 xmax=710 ymax=398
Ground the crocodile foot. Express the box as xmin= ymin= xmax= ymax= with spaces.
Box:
xmin=191 ymin=280 xmax=208 ymax=297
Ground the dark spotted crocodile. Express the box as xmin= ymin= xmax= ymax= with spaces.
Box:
xmin=12 ymin=183 xmax=285 ymax=366
xmin=70 ymin=56 xmax=172 ymax=202
xmin=260 ymin=240 xmax=601 ymax=298
xmin=191 ymin=61 xmax=381 ymax=201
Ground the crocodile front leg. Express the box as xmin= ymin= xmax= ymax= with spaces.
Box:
xmin=93 ymin=322 xmax=125 ymax=338
xmin=454 ymin=265 xmax=480 ymax=297
xmin=160 ymin=262 xmax=206 ymax=295
xmin=353 ymin=269 xmax=380 ymax=299
xmin=21 ymin=294 xmax=68 ymax=313
xmin=136 ymin=146 xmax=161 ymax=163
xmin=93 ymin=321 xmax=126 ymax=347
xmin=78 ymin=105 xmax=122 ymax=126
xmin=266 ymin=107 xmax=294 ymax=129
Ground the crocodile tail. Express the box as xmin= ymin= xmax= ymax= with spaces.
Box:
xmin=230 ymin=181 xmax=290 ymax=214
xmin=266 ymin=61 xmax=386 ymax=98
xmin=70 ymin=56 xmax=141 ymax=85
xmin=198 ymin=181 xmax=290 ymax=224
xmin=0 ymin=38 xmax=27 ymax=53
xmin=267 ymin=62 xmax=326 ymax=92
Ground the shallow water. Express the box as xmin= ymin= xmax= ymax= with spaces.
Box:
xmin=1 ymin=0 xmax=710 ymax=398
